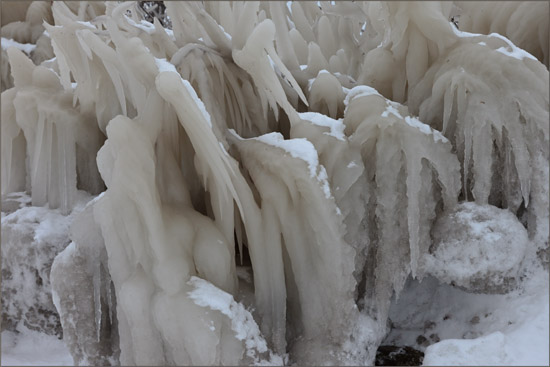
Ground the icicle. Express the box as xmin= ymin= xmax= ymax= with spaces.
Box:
xmin=93 ymin=259 xmax=102 ymax=343
xmin=107 ymin=277 xmax=113 ymax=327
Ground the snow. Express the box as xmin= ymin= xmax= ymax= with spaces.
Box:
xmin=298 ymin=111 xmax=346 ymax=141
xmin=421 ymin=270 xmax=549 ymax=366
xmin=381 ymin=103 xmax=403 ymax=119
xmin=343 ymin=85 xmax=382 ymax=113
xmin=494 ymin=46 xmax=538 ymax=61
xmin=385 ymin=259 xmax=548 ymax=365
xmin=424 ymin=202 xmax=529 ymax=292
xmin=254 ymin=133 xmax=318 ymax=178
xmin=76 ymin=21 xmax=96 ymax=29
xmin=253 ymin=132 xmax=332 ymax=198
xmin=187 ymin=276 xmax=284 ymax=365
xmin=181 ymin=79 xmax=213 ymax=128
xmin=219 ymin=25 xmax=232 ymax=41
xmin=1 ymin=326 xmax=73 ymax=366
xmin=343 ymin=86 xmax=448 ymax=143
xmin=154 ymin=57 xmax=178 ymax=73
xmin=125 ymin=16 xmax=176 ymax=40
xmin=404 ymin=116 xmax=448 ymax=143
xmin=125 ymin=16 xmax=155 ymax=33
xmin=155 ymin=58 xmax=213 ymax=128
xmin=486 ymin=33 xmax=537 ymax=61
xmin=1 ymin=38 xmax=36 ymax=54
xmin=450 ymin=24 xmax=537 ymax=61
xmin=1 ymin=191 xmax=91 ymax=244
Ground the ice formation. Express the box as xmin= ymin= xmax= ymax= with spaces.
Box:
xmin=453 ymin=1 xmax=549 ymax=67
xmin=1 ymin=1 xmax=548 ymax=366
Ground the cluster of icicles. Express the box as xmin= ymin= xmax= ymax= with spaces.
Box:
xmin=1 ymin=1 xmax=548 ymax=365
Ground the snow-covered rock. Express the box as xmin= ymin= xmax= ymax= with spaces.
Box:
xmin=2 ymin=192 xmax=71 ymax=337
xmin=424 ymin=202 xmax=529 ymax=293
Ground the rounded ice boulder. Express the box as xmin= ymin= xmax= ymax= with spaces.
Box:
xmin=423 ymin=202 xmax=529 ymax=294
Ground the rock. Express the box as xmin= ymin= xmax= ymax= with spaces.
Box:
xmin=1 ymin=192 xmax=71 ymax=337
xmin=423 ymin=202 xmax=529 ymax=294
xmin=375 ymin=345 xmax=424 ymax=366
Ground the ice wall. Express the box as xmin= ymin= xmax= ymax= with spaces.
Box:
xmin=1 ymin=1 xmax=548 ymax=366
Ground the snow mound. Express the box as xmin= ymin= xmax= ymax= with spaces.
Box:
xmin=423 ymin=287 xmax=549 ymax=366
xmin=424 ymin=202 xmax=529 ymax=293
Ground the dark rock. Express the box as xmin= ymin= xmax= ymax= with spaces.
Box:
xmin=375 ymin=345 xmax=424 ymax=366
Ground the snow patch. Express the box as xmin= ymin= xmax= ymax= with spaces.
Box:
xmin=1 ymin=38 xmax=36 ymax=54
xmin=450 ymin=25 xmax=537 ymax=61
xmin=253 ymin=132 xmax=332 ymax=198
xmin=187 ymin=276 xmax=284 ymax=365
xmin=404 ymin=116 xmax=448 ymax=143
xmin=155 ymin=58 xmax=213 ymax=128
xmin=298 ymin=112 xmax=346 ymax=141
xmin=381 ymin=103 xmax=403 ymax=119
xmin=343 ymin=85 xmax=382 ymax=112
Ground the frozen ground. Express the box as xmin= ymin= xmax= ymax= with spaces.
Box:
xmin=2 ymin=271 xmax=547 ymax=366
xmin=385 ymin=267 xmax=549 ymax=366
xmin=422 ymin=270 xmax=549 ymax=366
xmin=1 ymin=198 xmax=548 ymax=366
xmin=1 ymin=325 xmax=73 ymax=366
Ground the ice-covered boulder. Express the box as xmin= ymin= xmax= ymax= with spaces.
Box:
xmin=424 ymin=202 xmax=529 ymax=293
xmin=1 ymin=192 xmax=75 ymax=337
